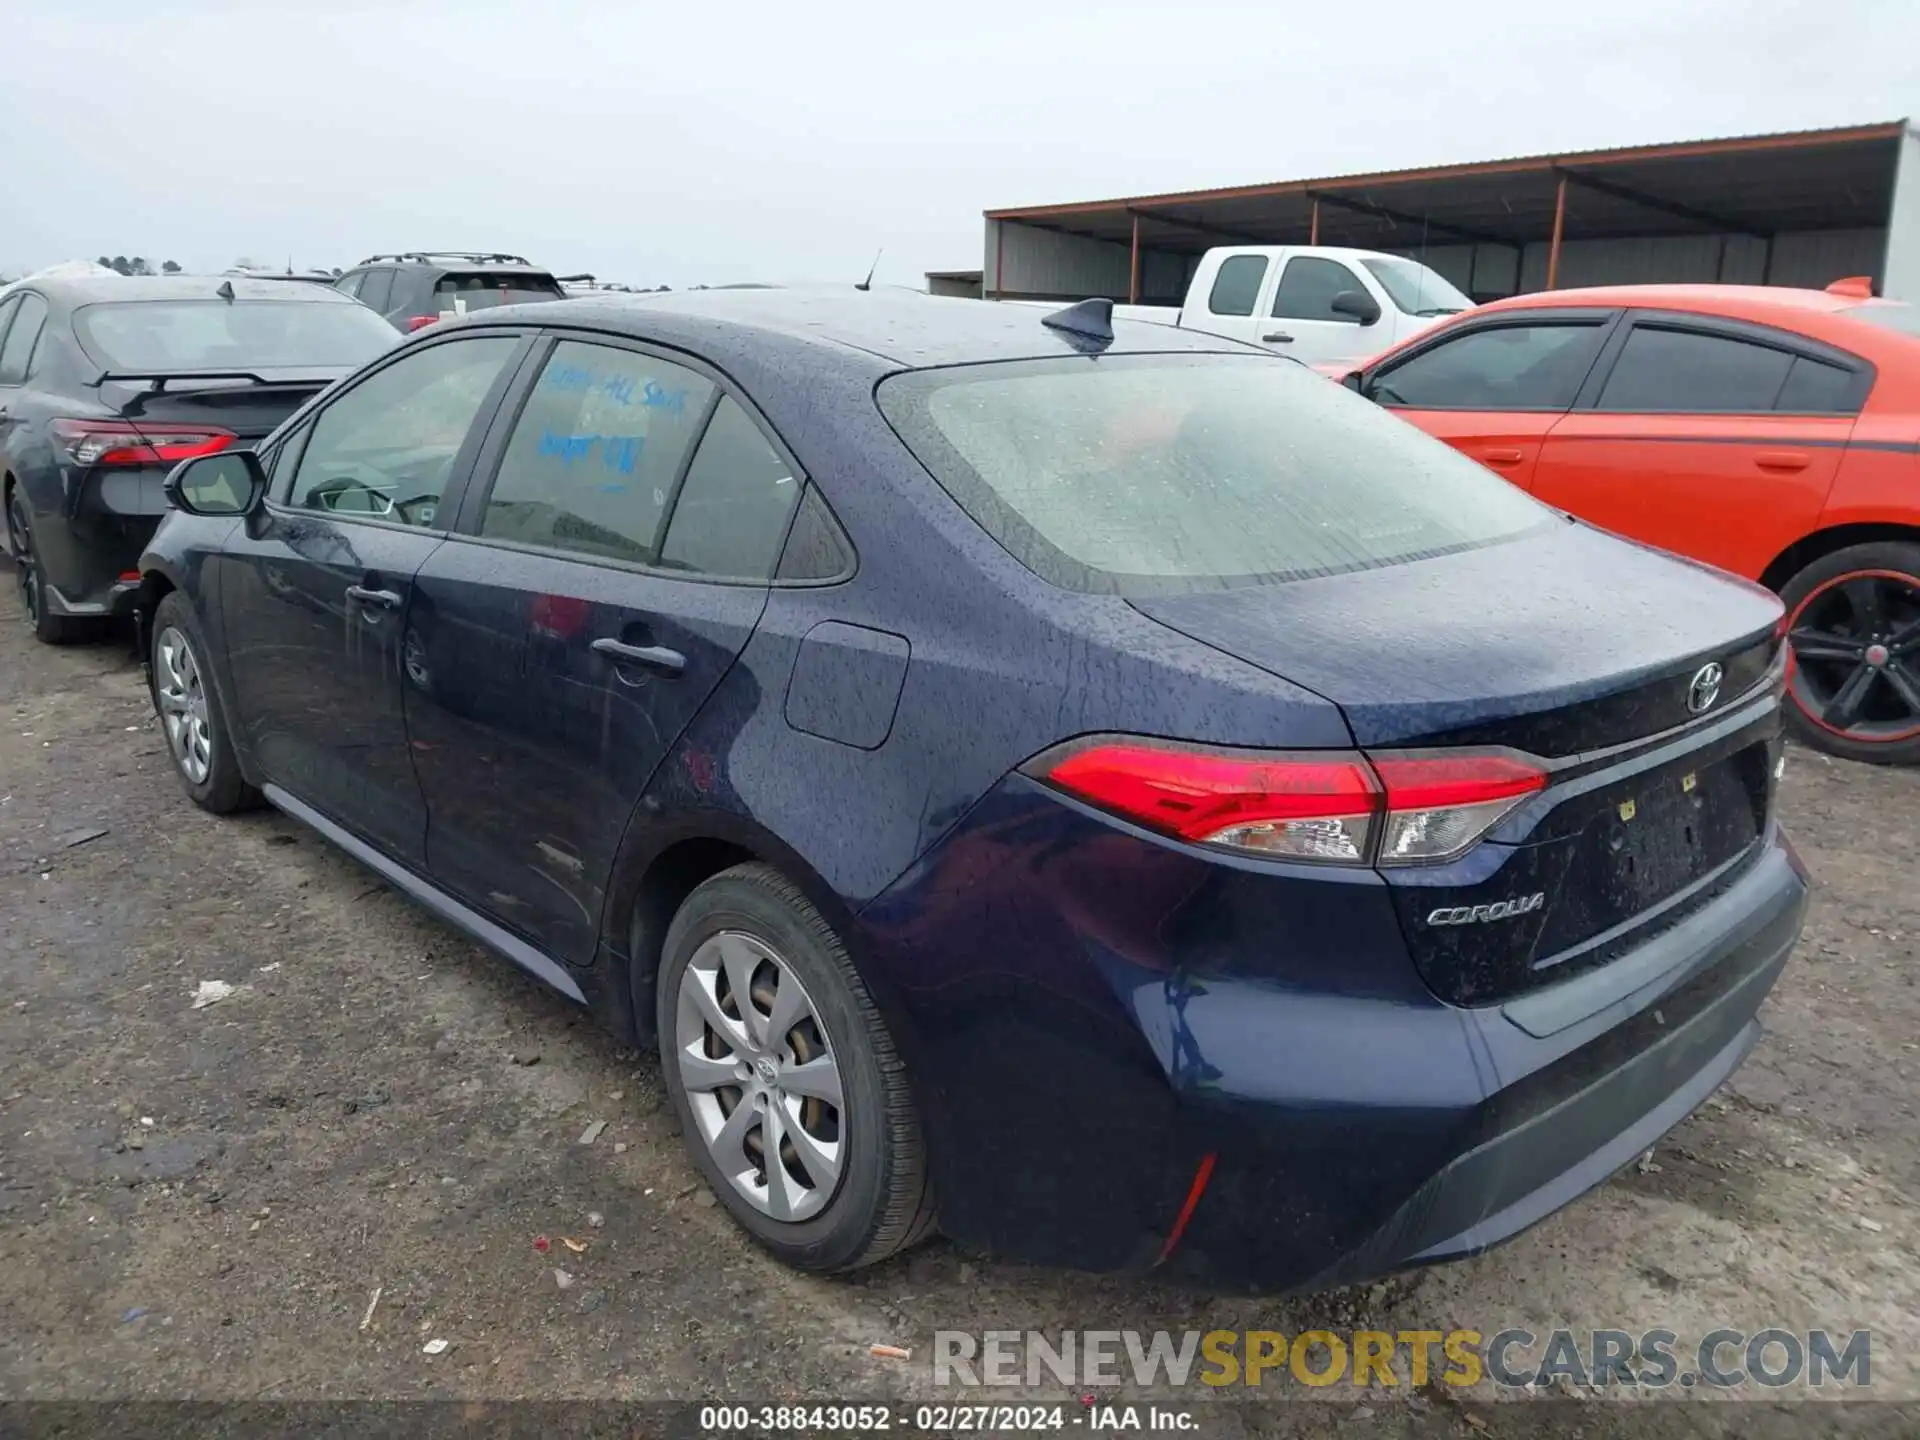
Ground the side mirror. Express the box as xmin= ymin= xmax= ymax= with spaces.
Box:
xmin=1341 ymin=370 xmax=1365 ymax=395
xmin=165 ymin=450 xmax=266 ymax=517
xmin=1330 ymin=290 xmax=1383 ymax=326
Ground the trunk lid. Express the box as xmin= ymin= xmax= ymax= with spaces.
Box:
xmin=1132 ymin=522 xmax=1786 ymax=1005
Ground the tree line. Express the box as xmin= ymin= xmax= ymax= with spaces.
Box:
xmin=96 ymin=256 xmax=182 ymax=275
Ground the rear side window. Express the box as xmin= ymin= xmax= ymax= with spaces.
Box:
xmin=357 ymin=270 xmax=395 ymax=313
xmin=1206 ymin=256 xmax=1268 ymax=317
xmin=433 ymin=272 xmax=565 ymax=316
xmin=1774 ymin=356 xmax=1859 ymax=414
xmin=1271 ymin=257 xmax=1366 ymax=322
xmin=659 ymin=397 xmax=800 ymax=580
xmin=1372 ymin=322 xmax=1604 ymax=411
xmin=480 ymin=340 xmax=715 ymax=565
xmin=777 ymin=487 xmax=854 ymax=581
xmin=878 ymin=352 xmax=1550 ymax=596
xmin=0 ymin=294 xmax=46 ymax=384
xmin=73 ymin=299 xmax=396 ymax=371
xmin=1597 ymin=327 xmax=1793 ymax=413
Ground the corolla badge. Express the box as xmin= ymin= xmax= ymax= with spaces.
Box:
xmin=1427 ymin=892 xmax=1546 ymax=926
xmin=1687 ymin=662 xmax=1724 ymax=714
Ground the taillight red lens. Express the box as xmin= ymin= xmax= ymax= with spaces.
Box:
xmin=1032 ymin=738 xmax=1546 ymax=866
xmin=50 ymin=419 xmax=236 ymax=468
xmin=407 ymin=315 xmax=440 ymax=332
xmin=1041 ymin=741 xmax=1380 ymax=862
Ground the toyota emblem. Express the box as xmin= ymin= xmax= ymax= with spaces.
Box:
xmin=1686 ymin=662 xmax=1724 ymax=714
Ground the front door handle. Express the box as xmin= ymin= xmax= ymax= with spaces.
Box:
xmin=1261 ymin=331 xmax=1294 ymax=344
xmin=592 ymin=637 xmax=686 ymax=677
xmin=1753 ymin=451 xmax=1811 ymax=473
xmin=1480 ymin=447 xmax=1526 ymax=466
xmin=344 ymin=584 xmax=402 ymax=610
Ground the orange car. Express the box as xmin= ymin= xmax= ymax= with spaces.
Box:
xmin=1342 ymin=281 xmax=1920 ymax=764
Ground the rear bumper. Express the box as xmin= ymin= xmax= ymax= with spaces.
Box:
xmin=32 ymin=470 xmax=165 ymax=616
xmin=859 ymin=779 xmax=1808 ymax=1295
xmin=1162 ymin=836 xmax=1805 ymax=1293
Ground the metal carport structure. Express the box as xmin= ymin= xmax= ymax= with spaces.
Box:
xmin=981 ymin=121 xmax=1920 ymax=306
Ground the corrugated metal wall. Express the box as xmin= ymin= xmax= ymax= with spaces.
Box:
xmin=990 ymin=216 xmax=1895 ymax=306
xmin=984 ymin=220 xmax=1195 ymax=303
xmin=1387 ymin=228 xmax=1888 ymax=299
xmin=1879 ymin=128 xmax=1920 ymax=301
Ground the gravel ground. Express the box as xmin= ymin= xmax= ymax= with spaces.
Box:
xmin=0 ymin=584 xmax=1915 ymax=1437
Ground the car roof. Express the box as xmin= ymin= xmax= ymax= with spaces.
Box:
xmin=526 ymin=285 xmax=1262 ymax=368
xmin=21 ymin=275 xmax=364 ymax=306
xmin=1477 ymin=283 xmax=1878 ymax=324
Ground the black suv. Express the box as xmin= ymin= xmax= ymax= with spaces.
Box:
xmin=335 ymin=252 xmax=568 ymax=333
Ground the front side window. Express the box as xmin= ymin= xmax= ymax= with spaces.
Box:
xmin=0 ymin=295 xmax=47 ymax=384
xmin=878 ymin=352 xmax=1550 ymax=596
xmin=73 ymin=299 xmax=397 ymax=372
xmin=1371 ymin=321 xmax=1606 ymax=411
xmin=479 ymin=340 xmax=715 ymax=564
xmin=286 ymin=334 xmax=518 ymax=523
xmin=1271 ymin=257 xmax=1366 ymax=322
xmin=1597 ymin=326 xmax=1796 ymax=413
xmin=658 ymin=396 xmax=800 ymax=580
xmin=1206 ymin=255 xmax=1268 ymax=317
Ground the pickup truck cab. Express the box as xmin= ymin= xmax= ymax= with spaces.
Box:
xmin=1005 ymin=247 xmax=1475 ymax=368
xmin=1170 ymin=246 xmax=1474 ymax=368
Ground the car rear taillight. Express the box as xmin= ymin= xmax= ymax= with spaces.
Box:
xmin=1029 ymin=738 xmax=1545 ymax=866
xmin=407 ymin=315 xmax=440 ymax=332
xmin=50 ymin=420 xmax=236 ymax=468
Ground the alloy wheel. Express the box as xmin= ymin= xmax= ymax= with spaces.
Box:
xmin=1786 ymin=569 xmax=1920 ymax=743
xmin=674 ymin=931 xmax=846 ymax=1221
xmin=7 ymin=494 xmax=38 ymax=626
xmin=155 ymin=626 xmax=214 ymax=784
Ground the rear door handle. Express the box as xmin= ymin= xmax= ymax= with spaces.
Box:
xmin=1261 ymin=331 xmax=1294 ymax=344
xmin=1479 ymin=447 xmax=1526 ymax=466
xmin=592 ymin=637 xmax=686 ymax=677
xmin=1753 ymin=451 xmax=1811 ymax=473
xmin=344 ymin=584 xmax=402 ymax=610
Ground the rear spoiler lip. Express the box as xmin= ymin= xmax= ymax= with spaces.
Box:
xmin=93 ymin=369 xmax=345 ymax=388
xmin=94 ymin=370 xmax=346 ymax=417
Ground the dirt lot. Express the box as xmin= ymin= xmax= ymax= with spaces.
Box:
xmin=1 ymin=582 xmax=1916 ymax=1437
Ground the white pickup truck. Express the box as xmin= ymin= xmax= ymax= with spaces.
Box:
xmin=1014 ymin=245 xmax=1475 ymax=370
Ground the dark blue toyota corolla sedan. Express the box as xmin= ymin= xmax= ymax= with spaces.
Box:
xmin=135 ymin=287 xmax=1808 ymax=1293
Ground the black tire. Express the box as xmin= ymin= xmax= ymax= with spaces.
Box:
xmin=6 ymin=486 xmax=99 ymax=646
xmin=656 ymin=863 xmax=934 ymax=1272
xmin=148 ymin=590 xmax=262 ymax=813
xmin=1779 ymin=540 xmax=1920 ymax=766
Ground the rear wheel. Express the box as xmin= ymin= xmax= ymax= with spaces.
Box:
xmin=7 ymin=487 xmax=98 ymax=646
xmin=1780 ymin=541 xmax=1920 ymax=765
xmin=656 ymin=863 xmax=934 ymax=1272
xmin=150 ymin=590 xmax=261 ymax=813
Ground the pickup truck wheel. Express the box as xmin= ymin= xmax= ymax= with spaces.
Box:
xmin=657 ymin=863 xmax=934 ymax=1272
xmin=1780 ymin=541 xmax=1920 ymax=765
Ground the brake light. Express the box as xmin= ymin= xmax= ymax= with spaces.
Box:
xmin=1031 ymin=739 xmax=1545 ymax=866
xmin=407 ymin=315 xmax=440 ymax=332
xmin=49 ymin=420 xmax=236 ymax=468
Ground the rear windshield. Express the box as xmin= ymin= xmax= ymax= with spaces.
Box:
xmin=1841 ymin=301 xmax=1920 ymax=336
xmin=877 ymin=352 xmax=1552 ymax=596
xmin=432 ymin=272 xmax=565 ymax=314
xmin=74 ymin=299 xmax=397 ymax=372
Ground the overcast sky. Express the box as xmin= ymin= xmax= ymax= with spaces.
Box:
xmin=4 ymin=0 xmax=1918 ymax=286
